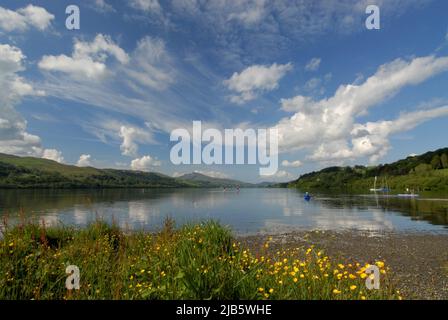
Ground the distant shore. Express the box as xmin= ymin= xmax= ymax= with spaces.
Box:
xmin=241 ymin=230 xmax=448 ymax=300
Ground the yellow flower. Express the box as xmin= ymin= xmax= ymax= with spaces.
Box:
xmin=258 ymin=287 xmax=264 ymax=292
xmin=269 ymin=288 xmax=274 ymax=294
xmin=338 ymin=264 xmax=345 ymax=269
xmin=349 ymin=274 xmax=356 ymax=279
xmin=360 ymin=273 xmax=367 ymax=279
xmin=350 ymin=285 xmax=357 ymax=291
xmin=361 ymin=296 xmax=366 ymax=300
xmin=140 ymin=269 xmax=145 ymax=274
xmin=375 ymin=261 xmax=385 ymax=268
xmin=8 ymin=242 xmax=14 ymax=247
xmin=293 ymin=278 xmax=298 ymax=283
xmin=333 ymin=289 xmax=341 ymax=294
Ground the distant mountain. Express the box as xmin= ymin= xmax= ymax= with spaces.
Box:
xmin=177 ymin=172 xmax=254 ymax=188
xmin=287 ymin=148 xmax=448 ymax=193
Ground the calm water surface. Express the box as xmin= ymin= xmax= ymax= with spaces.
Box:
xmin=1 ymin=188 xmax=448 ymax=234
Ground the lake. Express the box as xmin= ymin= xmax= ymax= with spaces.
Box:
xmin=1 ymin=188 xmax=448 ymax=234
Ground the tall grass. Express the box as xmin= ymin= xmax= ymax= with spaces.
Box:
xmin=0 ymin=219 xmax=401 ymax=300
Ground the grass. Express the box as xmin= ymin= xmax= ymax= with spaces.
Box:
xmin=0 ymin=219 xmax=401 ymax=300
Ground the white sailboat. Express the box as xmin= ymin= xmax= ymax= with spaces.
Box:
xmin=370 ymin=176 xmax=390 ymax=192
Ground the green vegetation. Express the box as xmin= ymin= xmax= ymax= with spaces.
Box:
xmin=0 ymin=220 xmax=399 ymax=300
xmin=0 ymin=153 xmax=252 ymax=189
xmin=288 ymin=148 xmax=448 ymax=193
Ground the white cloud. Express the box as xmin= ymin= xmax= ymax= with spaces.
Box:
xmin=42 ymin=149 xmax=64 ymax=163
xmin=130 ymin=0 xmax=162 ymax=13
xmin=39 ymin=34 xmax=129 ymax=80
xmin=119 ymin=125 xmax=154 ymax=157
xmin=281 ymin=160 xmax=303 ymax=168
xmin=125 ymin=37 xmax=175 ymax=91
xmin=228 ymin=0 xmax=267 ymax=26
xmin=305 ymin=58 xmax=321 ymax=71
xmin=77 ymin=154 xmax=92 ymax=167
xmin=274 ymin=55 xmax=448 ymax=163
xmin=0 ymin=44 xmax=48 ymax=157
xmin=131 ymin=155 xmax=161 ymax=171
xmin=92 ymin=0 xmax=115 ymax=13
xmin=224 ymin=63 xmax=293 ymax=104
xmin=0 ymin=5 xmax=54 ymax=32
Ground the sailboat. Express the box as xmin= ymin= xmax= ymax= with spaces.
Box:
xmin=369 ymin=176 xmax=390 ymax=193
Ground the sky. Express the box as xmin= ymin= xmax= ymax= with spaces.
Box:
xmin=1 ymin=0 xmax=448 ymax=183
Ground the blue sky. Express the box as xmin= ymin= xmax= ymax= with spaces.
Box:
xmin=1 ymin=0 xmax=448 ymax=183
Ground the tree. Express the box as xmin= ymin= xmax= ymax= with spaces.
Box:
xmin=441 ymin=153 xmax=448 ymax=169
xmin=431 ymin=155 xmax=441 ymax=170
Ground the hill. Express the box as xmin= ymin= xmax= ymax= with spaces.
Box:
xmin=0 ymin=153 xmax=191 ymax=189
xmin=177 ymin=172 xmax=254 ymax=188
xmin=0 ymin=153 xmax=255 ymax=189
xmin=287 ymin=148 xmax=448 ymax=193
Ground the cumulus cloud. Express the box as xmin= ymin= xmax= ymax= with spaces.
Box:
xmin=274 ymin=55 xmax=448 ymax=163
xmin=224 ymin=63 xmax=293 ymax=104
xmin=305 ymin=58 xmax=321 ymax=72
xmin=0 ymin=5 xmax=54 ymax=32
xmin=42 ymin=149 xmax=64 ymax=163
xmin=131 ymin=155 xmax=161 ymax=171
xmin=0 ymin=44 xmax=51 ymax=158
xmin=77 ymin=154 xmax=92 ymax=167
xmin=281 ymin=160 xmax=303 ymax=168
xmin=39 ymin=34 xmax=129 ymax=80
xmin=119 ymin=125 xmax=154 ymax=157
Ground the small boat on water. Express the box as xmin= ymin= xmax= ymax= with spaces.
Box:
xmin=304 ymin=192 xmax=311 ymax=201
xmin=397 ymin=193 xmax=419 ymax=198
xmin=397 ymin=188 xmax=419 ymax=198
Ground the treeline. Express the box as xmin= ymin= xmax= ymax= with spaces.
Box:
xmin=0 ymin=160 xmax=189 ymax=189
xmin=288 ymin=148 xmax=448 ymax=192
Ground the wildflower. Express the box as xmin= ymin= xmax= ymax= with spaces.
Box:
xmin=333 ymin=289 xmax=341 ymax=294
xmin=140 ymin=269 xmax=145 ymax=274
xmin=361 ymin=296 xmax=366 ymax=300
xmin=375 ymin=261 xmax=385 ymax=268
xmin=350 ymin=285 xmax=357 ymax=291
xmin=269 ymin=288 xmax=274 ymax=294
xmin=293 ymin=278 xmax=298 ymax=283
xmin=349 ymin=274 xmax=356 ymax=279
xmin=258 ymin=288 xmax=264 ymax=292
xmin=8 ymin=242 xmax=14 ymax=247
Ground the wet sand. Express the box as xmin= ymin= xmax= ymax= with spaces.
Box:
xmin=240 ymin=230 xmax=448 ymax=300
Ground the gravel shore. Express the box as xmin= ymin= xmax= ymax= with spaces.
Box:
xmin=240 ymin=230 xmax=448 ymax=300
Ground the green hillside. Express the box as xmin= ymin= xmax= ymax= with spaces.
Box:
xmin=0 ymin=153 xmax=190 ymax=189
xmin=0 ymin=154 xmax=253 ymax=189
xmin=288 ymin=148 xmax=448 ymax=193
xmin=177 ymin=172 xmax=254 ymax=188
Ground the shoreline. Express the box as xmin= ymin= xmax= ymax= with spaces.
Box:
xmin=240 ymin=229 xmax=448 ymax=300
